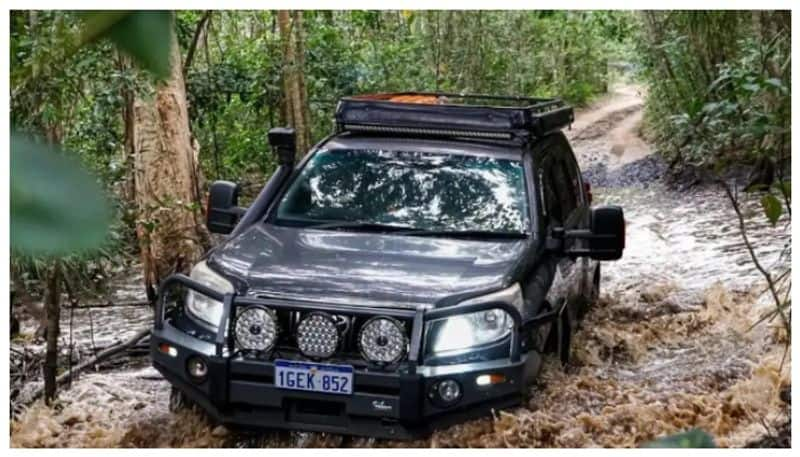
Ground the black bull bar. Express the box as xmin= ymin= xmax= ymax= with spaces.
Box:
xmin=154 ymin=273 xmax=560 ymax=368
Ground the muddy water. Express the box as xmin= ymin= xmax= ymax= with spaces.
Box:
xmin=10 ymin=88 xmax=791 ymax=448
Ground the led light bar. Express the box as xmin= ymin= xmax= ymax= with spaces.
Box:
xmin=342 ymin=124 xmax=513 ymax=140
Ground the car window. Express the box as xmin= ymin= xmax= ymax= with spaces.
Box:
xmin=539 ymin=161 xmax=563 ymax=226
xmin=274 ymin=148 xmax=530 ymax=234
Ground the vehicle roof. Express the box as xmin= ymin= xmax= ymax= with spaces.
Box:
xmin=320 ymin=133 xmax=526 ymax=161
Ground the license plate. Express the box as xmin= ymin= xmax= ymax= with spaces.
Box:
xmin=274 ymin=359 xmax=353 ymax=395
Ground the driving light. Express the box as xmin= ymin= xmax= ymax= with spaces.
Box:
xmin=359 ymin=317 xmax=408 ymax=364
xmin=185 ymin=260 xmax=234 ymax=328
xmin=296 ymin=312 xmax=340 ymax=358
xmin=234 ymin=306 xmax=278 ymax=352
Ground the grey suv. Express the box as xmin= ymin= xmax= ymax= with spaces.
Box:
xmin=150 ymin=92 xmax=625 ymax=439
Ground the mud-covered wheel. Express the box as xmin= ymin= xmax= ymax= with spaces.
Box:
xmin=169 ymin=386 xmax=194 ymax=413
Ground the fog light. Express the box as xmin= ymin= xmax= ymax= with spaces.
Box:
xmin=187 ymin=356 xmax=208 ymax=380
xmin=476 ymin=373 xmax=507 ymax=386
xmin=432 ymin=379 xmax=462 ymax=405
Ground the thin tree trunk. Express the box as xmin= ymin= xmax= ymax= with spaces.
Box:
xmin=43 ymin=261 xmax=61 ymax=404
xmin=133 ymin=16 xmax=210 ymax=298
xmin=183 ymin=10 xmax=212 ymax=76
xmin=278 ymin=10 xmax=311 ymax=158
xmin=118 ymin=52 xmax=136 ymax=202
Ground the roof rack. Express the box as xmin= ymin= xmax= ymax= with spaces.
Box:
xmin=335 ymin=92 xmax=574 ymax=141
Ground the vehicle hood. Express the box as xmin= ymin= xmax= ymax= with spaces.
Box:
xmin=206 ymin=224 xmax=528 ymax=308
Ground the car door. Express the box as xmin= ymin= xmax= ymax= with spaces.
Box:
xmin=539 ymin=136 xmax=584 ymax=331
xmin=559 ymin=138 xmax=596 ymax=310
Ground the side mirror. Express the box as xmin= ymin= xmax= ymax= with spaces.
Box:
xmin=588 ymin=205 xmax=625 ymax=260
xmin=548 ymin=205 xmax=625 ymax=260
xmin=207 ymin=181 xmax=246 ymax=234
xmin=268 ymin=127 xmax=296 ymax=166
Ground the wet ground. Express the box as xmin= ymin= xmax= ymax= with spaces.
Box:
xmin=10 ymin=85 xmax=791 ymax=448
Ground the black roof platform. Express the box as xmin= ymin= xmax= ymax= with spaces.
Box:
xmin=335 ymin=92 xmax=574 ymax=141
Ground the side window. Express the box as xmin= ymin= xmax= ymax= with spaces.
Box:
xmin=539 ymin=162 xmax=563 ymax=227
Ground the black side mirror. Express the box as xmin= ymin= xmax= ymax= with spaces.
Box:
xmin=588 ymin=206 xmax=625 ymax=260
xmin=548 ymin=205 xmax=625 ymax=261
xmin=207 ymin=180 xmax=246 ymax=234
xmin=268 ymin=127 xmax=296 ymax=166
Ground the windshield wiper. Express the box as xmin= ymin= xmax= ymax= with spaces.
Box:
xmin=308 ymin=220 xmax=417 ymax=233
xmin=396 ymin=229 xmax=528 ymax=239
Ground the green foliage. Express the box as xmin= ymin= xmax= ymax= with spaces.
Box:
xmin=185 ymin=10 xmax=632 ymax=183
xmin=81 ymin=11 xmax=174 ymax=80
xmin=643 ymin=429 xmax=716 ymax=448
xmin=761 ymin=193 xmax=783 ymax=226
xmin=10 ymin=134 xmax=112 ymax=256
xmin=637 ymin=11 xmax=790 ymax=171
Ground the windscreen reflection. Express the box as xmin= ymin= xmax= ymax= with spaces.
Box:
xmin=276 ymin=149 xmax=529 ymax=234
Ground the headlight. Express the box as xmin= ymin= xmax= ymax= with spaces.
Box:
xmin=359 ymin=317 xmax=408 ymax=364
xmin=426 ymin=283 xmax=522 ymax=355
xmin=185 ymin=260 xmax=234 ymax=327
xmin=234 ymin=306 xmax=278 ymax=351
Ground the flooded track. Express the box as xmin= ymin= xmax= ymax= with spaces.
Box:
xmin=10 ymin=86 xmax=791 ymax=448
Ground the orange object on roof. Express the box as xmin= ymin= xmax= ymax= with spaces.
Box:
xmin=352 ymin=93 xmax=447 ymax=104
xmin=387 ymin=94 xmax=444 ymax=104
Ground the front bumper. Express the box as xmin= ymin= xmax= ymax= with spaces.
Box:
xmin=151 ymin=274 xmax=547 ymax=439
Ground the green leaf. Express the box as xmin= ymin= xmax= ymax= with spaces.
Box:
xmin=643 ymin=429 xmax=716 ymax=448
xmin=762 ymin=193 xmax=783 ymax=226
xmin=81 ymin=11 xmax=173 ymax=79
xmin=777 ymin=180 xmax=791 ymax=199
xmin=11 ymin=133 xmax=112 ymax=256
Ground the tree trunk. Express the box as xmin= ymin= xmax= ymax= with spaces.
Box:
xmin=278 ymin=10 xmax=312 ymax=158
xmin=43 ymin=261 xmax=61 ymax=405
xmin=132 ymin=19 xmax=210 ymax=298
xmin=118 ymin=52 xmax=136 ymax=203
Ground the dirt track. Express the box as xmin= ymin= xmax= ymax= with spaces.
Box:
xmin=10 ymin=86 xmax=791 ymax=448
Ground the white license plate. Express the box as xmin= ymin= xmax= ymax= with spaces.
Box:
xmin=274 ymin=359 xmax=353 ymax=395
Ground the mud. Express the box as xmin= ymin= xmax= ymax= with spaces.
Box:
xmin=10 ymin=85 xmax=791 ymax=448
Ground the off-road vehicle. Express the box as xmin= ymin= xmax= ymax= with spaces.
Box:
xmin=151 ymin=92 xmax=625 ymax=439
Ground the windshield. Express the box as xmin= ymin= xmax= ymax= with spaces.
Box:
xmin=273 ymin=149 xmax=530 ymax=234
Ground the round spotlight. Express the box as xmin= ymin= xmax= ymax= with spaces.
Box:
xmin=435 ymin=379 xmax=462 ymax=404
xmin=359 ymin=317 xmax=408 ymax=364
xmin=296 ymin=312 xmax=340 ymax=359
xmin=187 ymin=356 xmax=208 ymax=380
xmin=234 ymin=306 xmax=278 ymax=352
